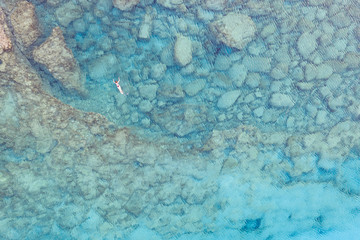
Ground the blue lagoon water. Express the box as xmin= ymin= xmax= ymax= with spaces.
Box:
xmin=1 ymin=0 xmax=360 ymax=239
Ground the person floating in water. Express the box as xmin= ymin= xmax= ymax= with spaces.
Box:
xmin=113 ymin=77 xmax=125 ymax=95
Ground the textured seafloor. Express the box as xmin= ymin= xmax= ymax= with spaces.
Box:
xmin=1 ymin=0 xmax=360 ymax=239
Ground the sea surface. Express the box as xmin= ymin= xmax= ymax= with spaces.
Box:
xmin=1 ymin=0 xmax=360 ymax=239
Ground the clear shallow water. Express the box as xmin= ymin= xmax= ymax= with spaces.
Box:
xmin=1 ymin=0 xmax=360 ymax=239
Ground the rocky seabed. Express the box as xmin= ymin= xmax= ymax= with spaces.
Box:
xmin=1 ymin=0 xmax=360 ymax=239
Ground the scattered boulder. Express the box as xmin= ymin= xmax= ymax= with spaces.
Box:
xmin=138 ymin=12 xmax=152 ymax=39
xmin=253 ymin=106 xmax=264 ymax=118
xmin=261 ymin=23 xmax=276 ymax=38
xmin=270 ymin=63 xmax=288 ymax=79
xmin=156 ymin=0 xmax=187 ymax=10
xmin=217 ymin=90 xmax=241 ymax=109
xmin=151 ymin=63 xmax=167 ymax=79
xmin=327 ymin=95 xmax=346 ymax=111
xmin=274 ymin=45 xmax=291 ymax=64
xmin=326 ymin=121 xmax=360 ymax=159
xmin=316 ymin=63 xmax=333 ymax=79
xmin=88 ymin=54 xmax=118 ymax=80
xmin=210 ymin=13 xmax=256 ymax=50
xmin=95 ymin=0 xmax=113 ymax=17
xmin=305 ymin=63 xmax=317 ymax=81
xmin=0 ymin=8 xmax=12 ymax=52
xmin=305 ymin=63 xmax=333 ymax=81
xmin=243 ymin=56 xmax=272 ymax=73
xmin=343 ymin=52 xmax=360 ymax=69
xmin=246 ymin=73 xmax=261 ymax=88
xmin=55 ymin=204 xmax=86 ymax=229
xmin=184 ymin=79 xmax=206 ymax=96
xmin=55 ymin=1 xmax=83 ymax=27
xmin=138 ymin=84 xmax=158 ymax=100
xmin=330 ymin=11 xmax=351 ymax=28
xmin=47 ymin=0 xmax=62 ymax=6
xmin=113 ymin=0 xmax=140 ymax=11
xmin=214 ymin=54 xmax=232 ymax=71
xmin=202 ymin=0 xmax=227 ymax=10
xmin=33 ymin=27 xmax=86 ymax=94
xmin=297 ymin=32 xmax=317 ymax=59
xmin=151 ymin=104 xmax=207 ymax=137
xmin=270 ymin=93 xmax=295 ymax=108
xmin=296 ymin=82 xmax=314 ymax=91
xmin=123 ymin=190 xmax=146 ymax=216
xmin=228 ymin=63 xmax=247 ymax=87
xmin=326 ymin=74 xmax=343 ymax=90
xmin=307 ymin=0 xmax=330 ymax=6
xmin=315 ymin=110 xmax=327 ymax=125
xmin=174 ymin=34 xmax=192 ymax=66
xmin=291 ymin=67 xmax=304 ymax=80
xmin=10 ymin=1 xmax=41 ymax=48
xmin=139 ymin=100 xmax=153 ymax=113
xmin=160 ymin=44 xmax=175 ymax=66
xmin=355 ymin=26 xmax=360 ymax=40
xmin=158 ymin=84 xmax=185 ymax=101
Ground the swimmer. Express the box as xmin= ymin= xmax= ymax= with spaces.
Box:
xmin=113 ymin=77 xmax=125 ymax=95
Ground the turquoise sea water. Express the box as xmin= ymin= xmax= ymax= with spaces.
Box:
xmin=2 ymin=0 xmax=360 ymax=239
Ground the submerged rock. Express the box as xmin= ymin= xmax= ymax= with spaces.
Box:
xmin=202 ymin=0 xmax=227 ymax=10
xmin=184 ymin=78 xmax=206 ymax=96
xmin=174 ymin=34 xmax=192 ymax=66
xmin=270 ymin=93 xmax=295 ymax=108
xmin=33 ymin=27 xmax=86 ymax=94
xmin=297 ymin=32 xmax=317 ymax=59
xmin=156 ymin=0 xmax=187 ymax=10
xmin=217 ymin=90 xmax=241 ymax=109
xmin=242 ymin=56 xmax=272 ymax=73
xmin=138 ymin=12 xmax=153 ymax=39
xmin=55 ymin=1 xmax=83 ymax=27
xmin=47 ymin=0 xmax=62 ymax=6
xmin=88 ymin=54 xmax=118 ymax=80
xmin=228 ymin=63 xmax=247 ymax=87
xmin=151 ymin=104 xmax=207 ymax=137
xmin=316 ymin=63 xmax=333 ymax=80
xmin=210 ymin=13 xmax=256 ymax=50
xmin=10 ymin=1 xmax=41 ymax=48
xmin=337 ymin=158 xmax=360 ymax=195
xmin=151 ymin=63 xmax=167 ymax=79
xmin=138 ymin=84 xmax=158 ymax=100
xmin=158 ymin=84 xmax=185 ymax=101
xmin=0 ymin=8 xmax=12 ymax=52
xmin=113 ymin=0 xmax=140 ymax=11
